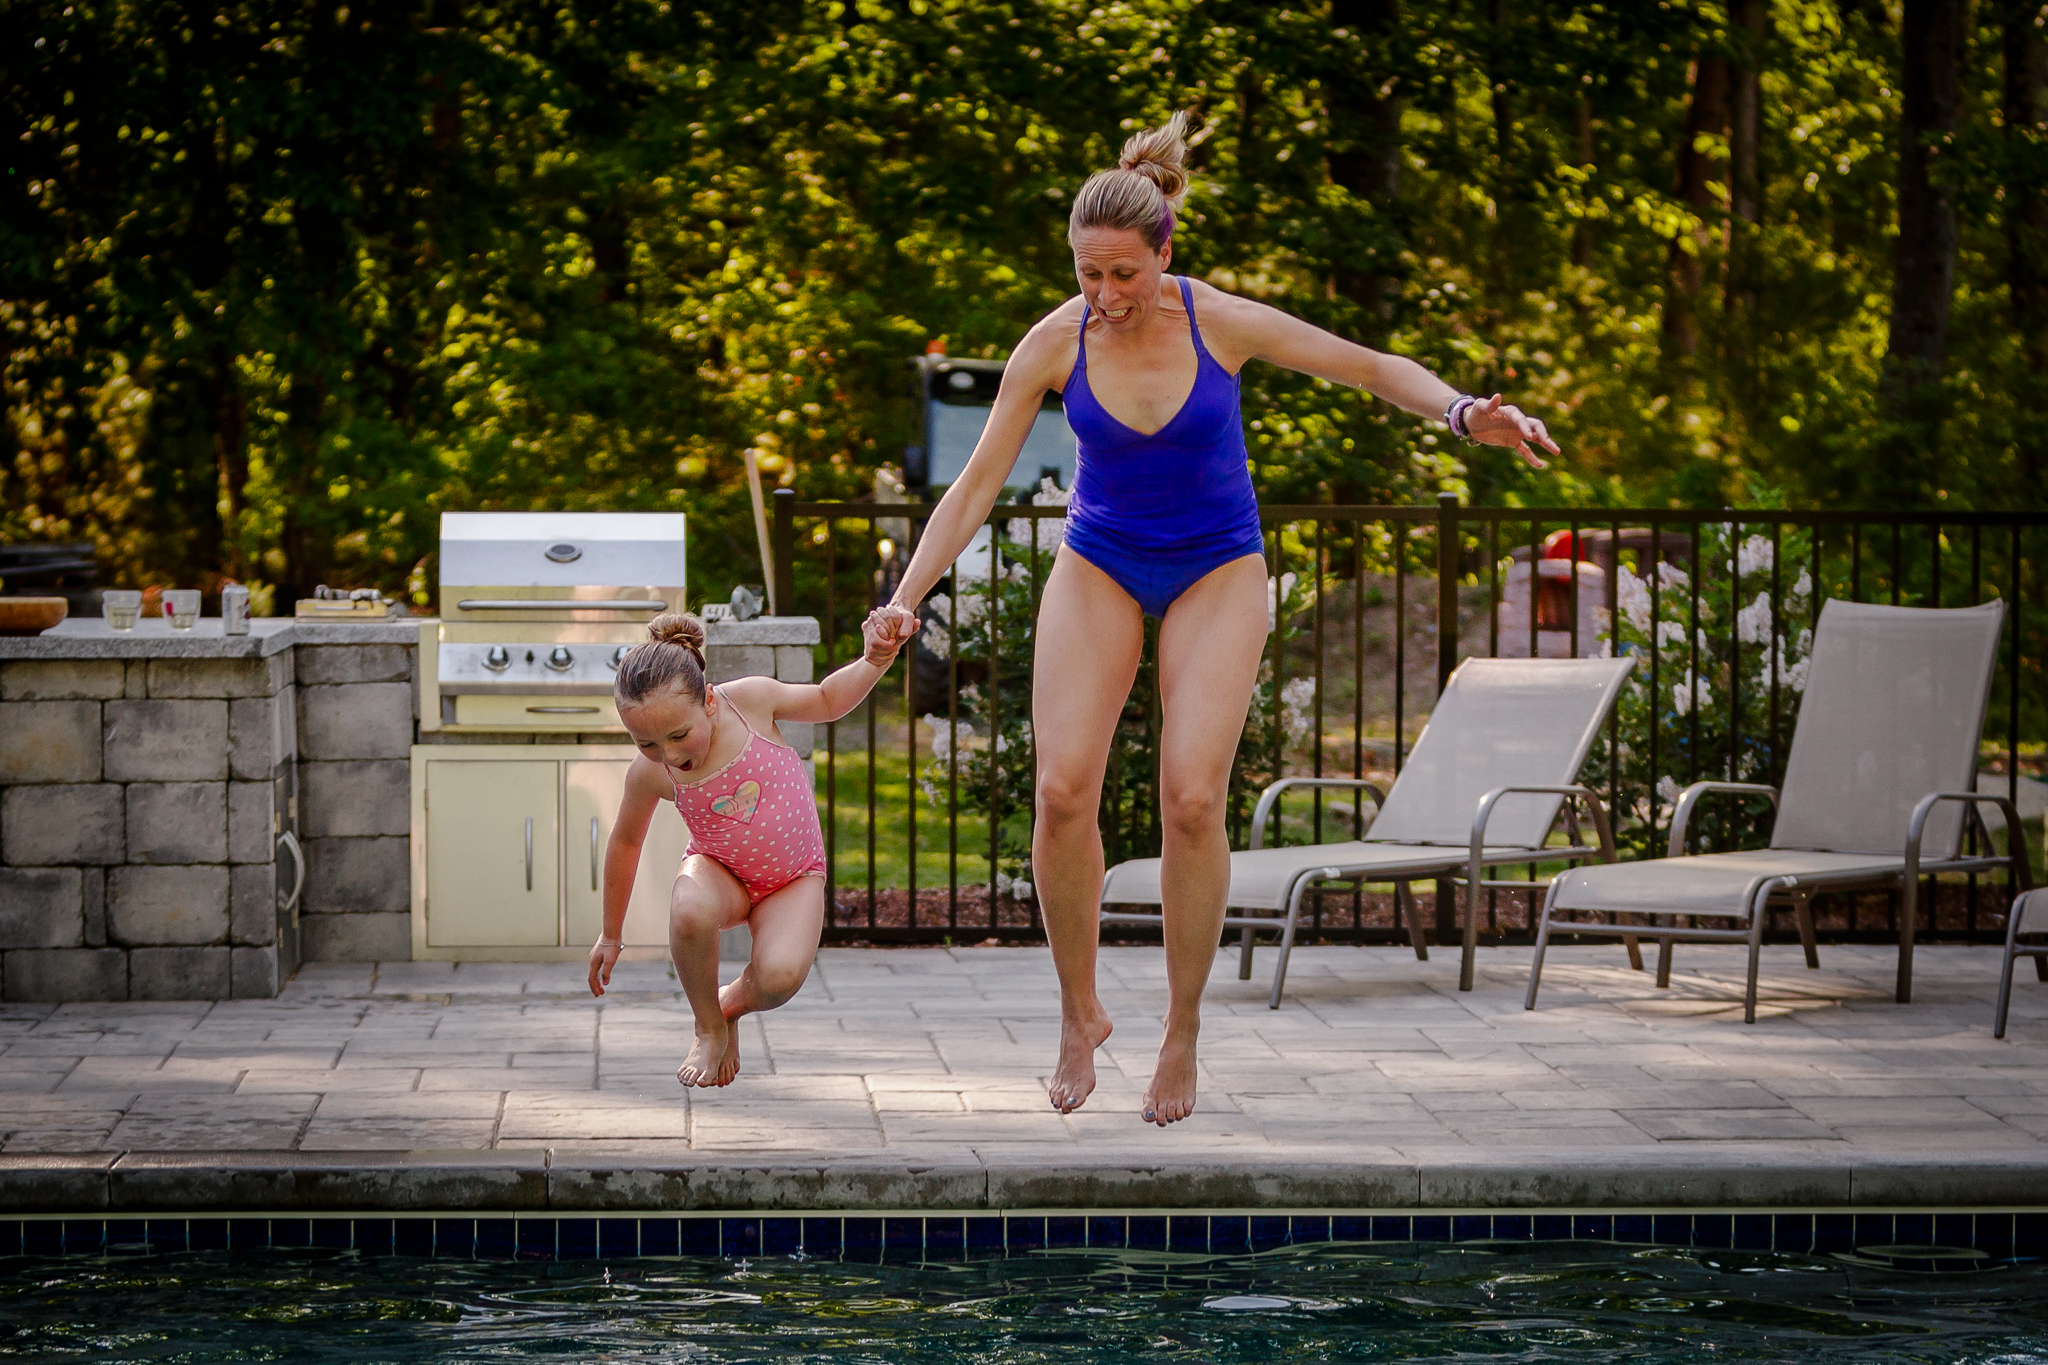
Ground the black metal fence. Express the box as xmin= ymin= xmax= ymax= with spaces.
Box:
xmin=771 ymin=489 xmax=2048 ymax=948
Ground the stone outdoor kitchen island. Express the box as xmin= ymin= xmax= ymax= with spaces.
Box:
xmin=0 ymin=614 xmax=819 ymax=1001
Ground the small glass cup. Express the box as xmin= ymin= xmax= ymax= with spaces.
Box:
xmin=162 ymin=589 xmax=201 ymax=631
xmin=102 ymin=590 xmax=142 ymax=632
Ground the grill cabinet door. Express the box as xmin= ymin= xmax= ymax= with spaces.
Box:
xmin=424 ymin=760 xmax=561 ymax=946
xmin=563 ymin=759 xmax=689 ymax=949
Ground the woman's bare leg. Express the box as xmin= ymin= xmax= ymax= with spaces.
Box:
xmin=719 ymin=874 xmax=826 ymax=1020
xmin=1032 ymin=548 xmax=1145 ymax=1112
xmin=671 ymin=854 xmax=751 ymax=1087
xmin=1144 ymin=553 xmax=1269 ymax=1125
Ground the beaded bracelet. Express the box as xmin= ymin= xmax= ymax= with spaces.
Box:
xmin=1444 ymin=394 xmax=1479 ymax=443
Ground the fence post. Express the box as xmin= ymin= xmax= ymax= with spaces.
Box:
xmin=772 ymin=488 xmax=795 ymax=617
xmin=1436 ymin=491 xmax=1460 ymax=693
xmin=1434 ymin=492 xmax=1461 ymax=950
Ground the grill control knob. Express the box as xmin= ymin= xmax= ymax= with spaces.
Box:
xmin=608 ymin=646 xmax=628 ymax=671
xmin=545 ymin=646 xmax=575 ymax=673
xmin=483 ymin=645 xmax=510 ymax=672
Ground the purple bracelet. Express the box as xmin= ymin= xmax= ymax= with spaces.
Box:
xmin=1445 ymin=395 xmax=1478 ymax=442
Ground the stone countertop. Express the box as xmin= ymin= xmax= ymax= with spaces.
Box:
xmin=1 ymin=617 xmax=428 ymax=660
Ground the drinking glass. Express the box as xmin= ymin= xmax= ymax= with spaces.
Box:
xmin=162 ymin=589 xmax=201 ymax=630
xmin=102 ymin=590 xmax=142 ymax=632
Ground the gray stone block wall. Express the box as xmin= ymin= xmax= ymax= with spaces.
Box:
xmin=0 ymin=650 xmax=296 ymax=1002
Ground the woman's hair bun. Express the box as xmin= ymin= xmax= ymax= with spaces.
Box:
xmin=1117 ymin=111 xmax=1190 ymax=209
xmin=647 ymin=611 xmax=706 ymax=659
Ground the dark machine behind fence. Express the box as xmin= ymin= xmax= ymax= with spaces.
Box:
xmin=768 ymin=489 xmax=2048 ymax=951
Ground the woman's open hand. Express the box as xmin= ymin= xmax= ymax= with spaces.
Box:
xmin=1466 ymin=394 xmax=1559 ymax=470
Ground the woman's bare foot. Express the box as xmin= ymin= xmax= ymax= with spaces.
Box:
xmin=677 ymin=1019 xmax=740 ymax=1087
xmin=1047 ymin=1005 xmax=1113 ymax=1113
xmin=1141 ymin=1028 xmax=1198 ymax=1126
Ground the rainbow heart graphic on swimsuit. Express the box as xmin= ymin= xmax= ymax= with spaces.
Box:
xmin=710 ymin=780 xmax=761 ymax=824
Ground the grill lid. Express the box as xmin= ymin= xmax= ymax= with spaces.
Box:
xmin=440 ymin=512 xmax=685 ymax=588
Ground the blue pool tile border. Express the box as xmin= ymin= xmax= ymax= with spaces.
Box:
xmin=3 ymin=1209 xmax=2045 ymax=1262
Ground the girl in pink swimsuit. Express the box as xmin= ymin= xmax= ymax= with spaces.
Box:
xmin=588 ymin=609 xmax=904 ymax=1088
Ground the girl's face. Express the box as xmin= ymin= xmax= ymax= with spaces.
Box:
xmin=619 ymin=684 xmax=719 ymax=772
xmin=1071 ymin=227 xmax=1170 ymax=332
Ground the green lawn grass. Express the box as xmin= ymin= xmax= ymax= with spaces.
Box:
xmin=815 ymin=740 xmax=1008 ymax=892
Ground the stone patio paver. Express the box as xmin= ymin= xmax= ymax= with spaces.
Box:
xmin=6 ymin=942 xmax=2048 ymax=1174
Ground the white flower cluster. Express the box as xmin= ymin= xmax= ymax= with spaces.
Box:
xmin=1278 ymin=677 xmax=1317 ymax=744
xmin=1736 ymin=534 xmax=1774 ymax=577
xmin=1615 ymin=563 xmax=1692 ymax=635
xmin=994 ymin=871 xmax=1035 ymax=902
xmin=1735 ymin=590 xmax=1775 ymax=645
xmin=1670 ymin=667 xmax=1713 ymax=716
xmin=1005 ymin=477 xmax=1071 ymax=551
xmin=918 ymin=589 xmax=989 ymax=661
xmin=1266 ymin=572 xmax=1303 ymax=633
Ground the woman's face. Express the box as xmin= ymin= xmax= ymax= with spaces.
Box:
xmin=619 ymin=684 xmax=718 ymax=772
xmin=1071 ymin=227 xmax=1171 ymax=331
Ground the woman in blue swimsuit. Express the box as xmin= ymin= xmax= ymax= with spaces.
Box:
xmin=876 ymin=114 xmax=1557 ymax=1127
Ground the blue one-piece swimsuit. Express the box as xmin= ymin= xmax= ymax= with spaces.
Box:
xmin=1060 ymin=276 xmax=1267 ymax=618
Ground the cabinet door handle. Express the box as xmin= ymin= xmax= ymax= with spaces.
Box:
xmin=590 ymin=816 xmax=601 ymax=890
xmin=525 ymin=816 xmax=534 ymax=892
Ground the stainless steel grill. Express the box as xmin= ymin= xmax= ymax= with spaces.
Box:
xmin=424 ymin=511 xmax=685 ymax=732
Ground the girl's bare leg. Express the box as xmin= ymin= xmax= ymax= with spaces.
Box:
xmin=671 ymin=854 xmax=751 ymax=1087
xmin=1144 ymin=554 xmax=1269 ymax=1125
xmin=718 ymin=874 xmax=827 ymax=1021
xmin=1032 ymin=548 xmax=1145 ymax=1112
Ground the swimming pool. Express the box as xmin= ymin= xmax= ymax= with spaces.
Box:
xmin=5 ymin=1237 xmax=2045 ymax=1362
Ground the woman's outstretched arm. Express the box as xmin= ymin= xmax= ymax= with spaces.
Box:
xmin=871 ymin=310 xmax=1075 ymax=647
xmin=1200 ymin=285 xmax=1560 ymax=469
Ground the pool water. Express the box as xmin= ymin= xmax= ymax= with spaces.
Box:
xmin=5 ymin=1240 xmax=2047 ymax=1363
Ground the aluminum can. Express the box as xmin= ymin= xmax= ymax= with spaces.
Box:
xmin=220 ymin=583 xmax=251 ymax=636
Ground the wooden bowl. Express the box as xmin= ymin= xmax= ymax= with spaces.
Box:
xmin=0 ymin=597 xmax=69 ymax=636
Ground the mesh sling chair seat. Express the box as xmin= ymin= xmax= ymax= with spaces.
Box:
xmin=1099 ymin=656 xmax=1636 ymax=1009
xmin=1525 ymin=598 xmax=2031 ymax=1025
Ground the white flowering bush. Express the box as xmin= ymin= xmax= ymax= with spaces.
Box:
xmin=1600 ymin=525 xmax=1815 ymax=859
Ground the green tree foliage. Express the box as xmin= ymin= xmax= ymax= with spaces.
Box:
xmin=6 ymin=1 xmax=2044 ymax=607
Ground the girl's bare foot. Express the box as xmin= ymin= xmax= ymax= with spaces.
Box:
xmin=1141 ymin=1028 xmax=1198 ymax=1126
xmin=677 ymin=1019 xmax=740 ymax=1087
xmin=1047 ymin=1005 xmax=1113 ymax=1113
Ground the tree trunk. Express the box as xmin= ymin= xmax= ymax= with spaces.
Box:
xmin=1724 ymin=0 xmax=1767 ymax=410
xmin=2005 ymin=0 xmax=2048 ymax=429
xmin=1887 ymin=0 xmax=1967 ymax=375
xmin=1327 ymin=0 xmax=1402 ymax=332
xmin=1662 ymin=53 xmax=1728 ymax=368
xmin=1876 ymin=0 xmax=1967 ymax=506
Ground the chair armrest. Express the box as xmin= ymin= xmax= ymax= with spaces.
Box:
xmin=1905 ymin=791 xmax=2035 ymax=890
xmin=1667 ymin=781 xmax=1779 ymax=859
xmin=1248 ymin=777 xmax=1387 ymax=851
xmin=1469 ymin=784 xmax=1616 ymax=869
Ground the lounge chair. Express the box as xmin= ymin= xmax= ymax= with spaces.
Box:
xmin=1994 ymin=887 xmax=2048 ymax=1038
xmin=1099 ymin=656 xmax=1635 ymax=1008
xmin=1525 ymin=599 xmax=2029 ymax=1024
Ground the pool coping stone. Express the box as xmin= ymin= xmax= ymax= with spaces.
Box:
xmin=6 ymin=1150 xmax=2047 ymax=1214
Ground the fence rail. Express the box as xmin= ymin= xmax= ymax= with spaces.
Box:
xmin=770 ymin=489 xmax=2048 ymax=949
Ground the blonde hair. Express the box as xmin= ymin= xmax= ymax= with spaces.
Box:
xmin=1068 ymin=112 xmax=1191 ymax=253
xmin=615 ymin=612 xmax=707 ymax=707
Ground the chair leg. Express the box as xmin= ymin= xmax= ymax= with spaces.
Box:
xmin=1996 ymin=945 xmax=2020 ymax=1040
xmin=1794 ymin=895 xmax=1820 ymax=970
xmin=2033 ymin=954 xmax=2046 ymax=984
xmin=1656 ymin=929 xmax=1674 ymax=989
xmin=1524 ymin=892 xmax=1557 ymax=1011
xmin=1238 ymin=923 xmax=1254 ymax=980
xmin=1268 ymin=878 xmax=1309 ymax=1011
xmin=1743 ymin=904 xmax=1766 ymax=1024
xmin=1622 ymin=921 xmax=1643 ymax=972
xmin=1897 ymin=874 xmax=1918 ymax=1005
xmin=1398 ymin=881 xmax=1429 ymax=962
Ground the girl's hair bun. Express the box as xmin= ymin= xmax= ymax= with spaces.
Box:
xmin=647 ymin=611 xmax=706 ymax=657
xmin=616 ymin=612 xmax=707 ymax=706
xmin=1069 ymin=112 xmax=1193 ymax=252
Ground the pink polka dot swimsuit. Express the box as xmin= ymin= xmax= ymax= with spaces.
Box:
xmin=664 ymin=687 xmax=828 ymax=905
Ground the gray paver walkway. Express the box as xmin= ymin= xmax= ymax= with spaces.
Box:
xmin=8 ymin=943 xmax=2048 ymax=1210
xmin=7 ymin=942 xmax=2048 ymax=1153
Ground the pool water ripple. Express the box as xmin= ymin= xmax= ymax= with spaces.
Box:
xmin=5 ymin=1241 xmax=2048 ymax=1363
